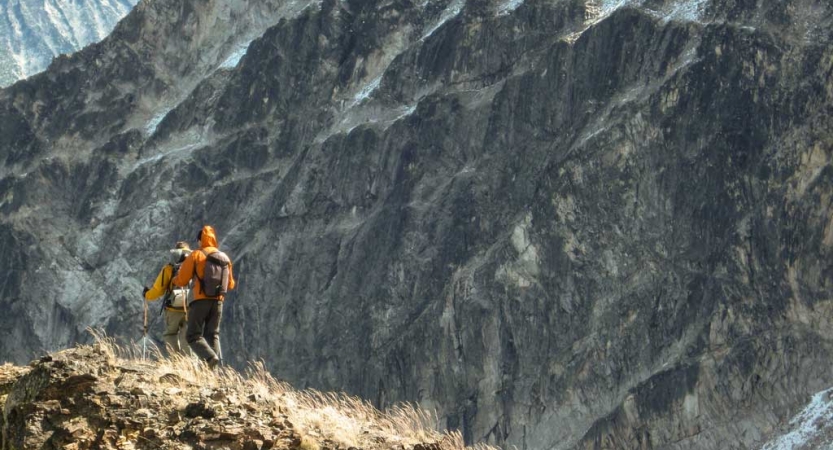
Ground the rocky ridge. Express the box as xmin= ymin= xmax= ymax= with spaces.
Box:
xmin=0 ymin=339 xmax=471 ymax=450
xmin=0 ymin=0 xmax=832 ymax=449
xmin=0 ymin=0 xmax=139 ymax=87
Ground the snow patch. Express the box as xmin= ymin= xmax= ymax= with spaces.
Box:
xmin=496 ymin=0 xmax=524 ymax=16
xmin=89 ymin=1 xmax=111 ymax=39
xmin=145 ymin=108 xmax=171 ymax=136
xmin=213 ymin=0 xmax=325 ymax=73
xmin=341 ymin=25 xmax=413 ymax=111
xmin=393 ymin=104 xmax=418 ymax=122
xmin=761 ymin=388 xmax=833 ymax=450
xmin=574 ymin=0 xmax=706 ymax=44
xmin=323 ymin=25 xmax=415 ymax=138
xmin=666 ymin=0 xmax=707 ymax=22
xmin=96 ymin=198 xmax=118 ymax=219
xmin=9 ymin=47 xmax=26 ymax=79
xmin=349 ymin=75 xmax=382 ymax=108
xmin=598 ymin=0 xmax=632 ymax=17
xmin=588 ymin=0 xmax=707 ymax=24
xmin=576 ymin=123 xmax=610 ymax=148
xmin=134 ymin=140 xmax=205 ymax=169
xmin=317 ymin=102 xmax=418 ymax=143
xmin=659 ymin=0 xmax=708 ymax=23
xmin=581 ymin=0 xmax=634 ymax=30
xmin=422 ymin=0 xmax=465 ymax=40
xmin=219 ymin=40 xmax=254 ymax=69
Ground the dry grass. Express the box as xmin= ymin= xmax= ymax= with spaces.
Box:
xmin=87 ymin=329 xmax=499 ymax=450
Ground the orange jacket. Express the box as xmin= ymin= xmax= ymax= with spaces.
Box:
xmin=173 ymin=225 xmax=236 ymax=301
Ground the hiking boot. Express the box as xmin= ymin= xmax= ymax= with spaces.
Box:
xmin=207 ymin=357 xmax=220 ymax=370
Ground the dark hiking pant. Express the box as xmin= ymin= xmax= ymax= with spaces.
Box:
xmin=186 ymin=299 xmax=223 ymax=363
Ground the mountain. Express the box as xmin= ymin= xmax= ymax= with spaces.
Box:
xmin=0 ymin=0 xmax=138 ymax=87
xmin=0 ymin=0 xmax=832 ymax=449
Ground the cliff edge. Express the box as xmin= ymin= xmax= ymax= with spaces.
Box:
xmin=0 ymin=337 xmax=479 ymax=450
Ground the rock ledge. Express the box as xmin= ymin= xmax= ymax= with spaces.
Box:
xmin=0 ymin=341 xmax=473 ymax=450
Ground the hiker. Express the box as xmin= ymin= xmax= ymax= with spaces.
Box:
xmin=143 ymin=241 xmax=193 ymax=357
xmin=172 ymin=225 xmax=235 ymax=369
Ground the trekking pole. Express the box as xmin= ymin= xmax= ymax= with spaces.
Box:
xmin=142 ymin=296 xmax=149 ymax=361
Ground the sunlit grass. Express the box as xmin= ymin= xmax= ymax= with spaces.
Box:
xmin=86 ymin=329 xmax=498 ymax=450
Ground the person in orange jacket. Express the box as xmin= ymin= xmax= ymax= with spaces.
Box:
xmin=172 ymin=225 xmax=235 ymax=368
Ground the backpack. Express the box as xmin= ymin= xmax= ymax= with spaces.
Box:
xmin=164 ymin=262 xmax=189 ymax=309
xmin=197 ymin=250 xmax=231 ymax=297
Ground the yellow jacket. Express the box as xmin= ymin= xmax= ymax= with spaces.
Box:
xmin=173 ymin=225 xmax=235 ymax=301
xmin=144 ymin=264 xmax=185 ymax=311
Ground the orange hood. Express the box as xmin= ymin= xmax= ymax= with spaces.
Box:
xmin=199 ymin=225 xmax=219 ymax=249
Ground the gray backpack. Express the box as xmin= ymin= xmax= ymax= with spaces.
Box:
xmin=198 ymin=250 xmax=231 ymax=297
xmin=163 ymin=262 xmax=189 ymax=309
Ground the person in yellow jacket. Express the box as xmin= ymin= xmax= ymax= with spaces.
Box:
xmin=173 ymin=225 xmax=235 ymax=369
xmin=143 ymin=241 xmax=193 ymax=356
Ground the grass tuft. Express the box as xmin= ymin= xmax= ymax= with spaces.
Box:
xmin=85 ymin=328 xmax=498 ymax=450
xmin=299 ymin=435 xmax=321 ymax=450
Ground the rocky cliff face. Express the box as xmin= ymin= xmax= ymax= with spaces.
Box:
xmin=0 ymin=0 xmax=832 ymax=449
xmin=0 ymin=0 xmax=139 ymax=87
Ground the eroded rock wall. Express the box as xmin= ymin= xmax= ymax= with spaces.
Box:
xmin=0 ymin=0 xmax=831 ymax=449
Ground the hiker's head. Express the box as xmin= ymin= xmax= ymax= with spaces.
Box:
xmin=197 ymin=225 xmax=218 ymax=248
xmin=170 ymin=241 xmax=192 ymax=264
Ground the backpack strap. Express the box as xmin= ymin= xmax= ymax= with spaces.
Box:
xmin=193 ymin=249 xmax=214 ymax=297
xmin=163 ymin=264 xmax=173 ymax=295
xmin=162 ymin=263 xmax=174 ymax=308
